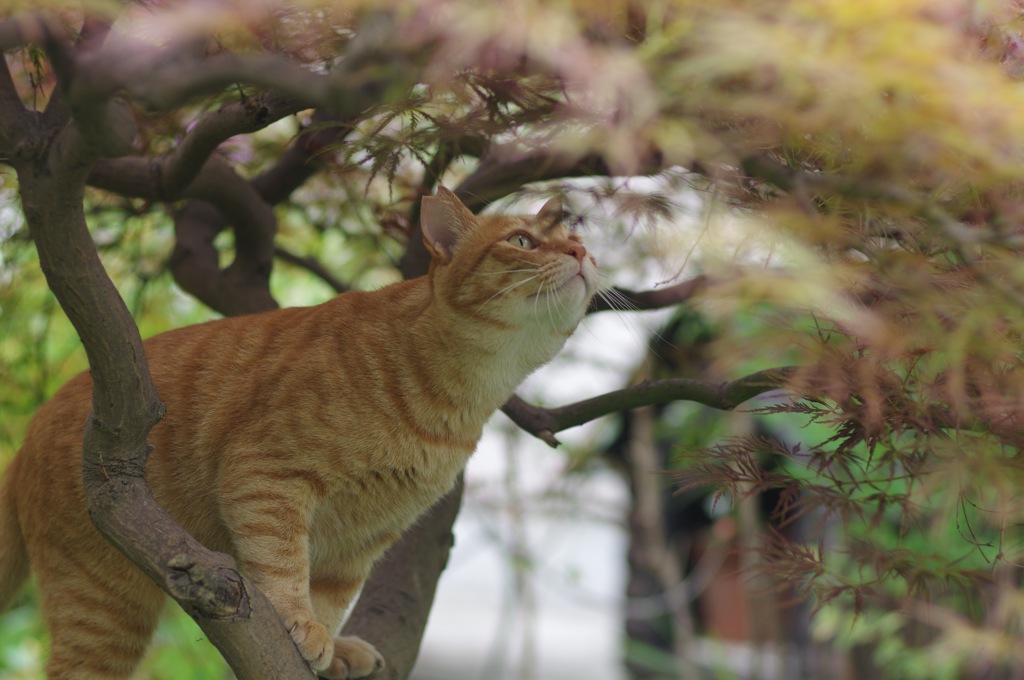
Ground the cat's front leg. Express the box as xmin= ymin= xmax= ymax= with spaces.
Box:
xmin=310 ymin=573 xmax=385 ymax=678
xmin=279 ymin=583 xmax=384 ymax=678
xmin=319 ymin=636 xmax=386 ymax=679
xmin=283 ymin=609 xmax=335 ymax=672
xmin=217 ymin=476 xmax=337 ymax=673
xmin=241 ymin=542 xmax=339 ymax=672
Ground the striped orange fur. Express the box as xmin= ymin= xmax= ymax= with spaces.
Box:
xmin=0 ymin=187 xmax=598 ymax=679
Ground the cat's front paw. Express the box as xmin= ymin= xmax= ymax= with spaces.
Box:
xmin=284 ymin=613 xmax=334 ymax=672
xmin=318 ymin=636 xmax=385 ymax=680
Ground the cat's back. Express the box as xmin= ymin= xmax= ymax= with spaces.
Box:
xmin=14 ymin=281 xmax=424 ymax=489
xmin=145 ymin=279 xmax=428 ymax=438
xmin=10 ymin=281 xmax=431 ymax=551
xmin=146 ymin=278 xmax=424 ymax=379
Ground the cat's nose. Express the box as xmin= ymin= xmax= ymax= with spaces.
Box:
xmin=565 ymin=243 xmax=587 ymax=263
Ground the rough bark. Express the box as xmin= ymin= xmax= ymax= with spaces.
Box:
xmin=13 ymin=121 xmax=313 ymax=680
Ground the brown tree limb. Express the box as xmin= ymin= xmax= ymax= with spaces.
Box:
xmin=171 ymin=197 xmax=278 ymax=317
xmin=86 ymin=91 xmax=300 ymax=202
xmin=251 ymin=110 xmax=355 ymax=204
xmin=103 ymin=12 xmax=420 ymax=318
xmin=90 ymin=153 xmax=281 ymax=317
xmin=454 ymin=143 xmax=664 ymax=212
xmin=455 ymin=150 xmax=613 ymax=212
xmin=99 ymin=49 xmax=348 ymax=112
xmin=250 ymin=8 xmax=433 ymax=203
xmin=15 ymin=112 xmax=312 ymax=679
xmin=12 ymin=11 xmax=314 ymax=674
xmin=33 ymin=16 xmax=135 ymax=163
xmin=66 ymin=39 xmax=337 ymax=113
xmin=89 ymin=111 xmax=354 ymax=315
xmin=502 ymin=367 xmax=797 ymax=447
xmin=55 ymin=10 xmax=422 ymax=114
xmin=161 ymin=94 xmax=302 ymax=198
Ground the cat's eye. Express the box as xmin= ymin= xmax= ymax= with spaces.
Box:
xmin=507 ymin=233 xmax=536 ymax=249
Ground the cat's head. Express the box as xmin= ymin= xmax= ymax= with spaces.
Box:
xmin=420 ymin=186 xmax=598 ymax=335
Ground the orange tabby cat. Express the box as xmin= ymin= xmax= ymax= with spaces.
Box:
xmin=0 ymin=187 xmax=598 ymax=679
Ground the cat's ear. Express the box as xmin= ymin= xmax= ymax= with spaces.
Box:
xmin=421 ymin=186 xmax=476 ymax=262
xmin=537 ymin=195 xmax=563 ymax=224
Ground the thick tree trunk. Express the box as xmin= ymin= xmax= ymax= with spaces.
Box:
xmin=15 ymin=124 xmax=313 ymax=678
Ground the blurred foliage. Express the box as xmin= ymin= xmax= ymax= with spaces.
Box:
xmin=0 ymin=583 xmax=228 ymax=679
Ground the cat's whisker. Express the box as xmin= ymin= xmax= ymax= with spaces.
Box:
xmin=540 ymin=280 xmax=553 ymax=326
xmin=478 ymin=268 xmax=537 ymax=276
xmin=594 ymin=282 xmax=640 ymax=314
xmin=481 ymin=272 xmax=543 ymax=305
xmin=542 ymin=277 xmax=562 ymax=330
xmin=589 ymin=276 xmax=679 ymax=360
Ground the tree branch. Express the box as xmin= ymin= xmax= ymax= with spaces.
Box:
xmin=87 ymin=91 xmax=302 ymax=202
xmin=30 ymin=18 xmax=135 ymax=164
xmin=162 ymin=94 xmax=302 ymax=198
xmin=15 ymin=125 xmax=312 ymax=678
xmin=171 ymin=202 xmax=277 ymax=317
xmin=91 ymin=152 xmax=281 ymax=316
xmin=62 ymin=10 xmax=422 ymax=114
xmin=502 ymin=367 xmax=797 ymax=447
xmin=454 ymin=144 xmax=664 ymax=213
xmin=9 ymin=12 xmax=315 ymax=674
xmin=91 ymin=11 xmax=425 ymax=319
xmin=251 ymin=110 xmax=355 ymax=205
xmin=455 ymin=150 xmax=612 ymax=212
xmin=86 ymin=107 xmax=354 ymax=314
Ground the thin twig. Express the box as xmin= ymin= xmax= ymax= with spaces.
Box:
xmin=274 ymin=247 xmax=348 ymax=294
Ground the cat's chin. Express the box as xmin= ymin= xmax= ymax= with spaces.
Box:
xmin=529 ymin=275 xmax=593 ymax=328
xmin=563 ymin=273 xmax=592 ymax=299
xmin=542 ymin=267 xmax=596 ymax=298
